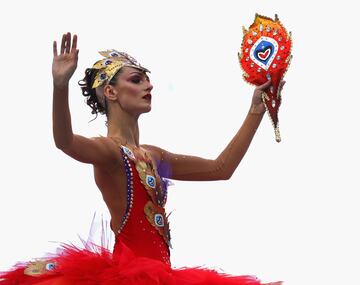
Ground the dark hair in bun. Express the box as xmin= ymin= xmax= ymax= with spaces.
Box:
xmin=78 ymin=68 xmax=108 ymax=119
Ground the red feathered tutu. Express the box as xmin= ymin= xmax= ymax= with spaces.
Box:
xmin=1 ymin=238 xmax=275 ymax=285
xmin=0 ymin=145 xmax=282 ymax=285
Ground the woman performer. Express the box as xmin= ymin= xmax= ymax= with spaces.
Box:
xmin=0 ymin=32 xmax=284 ymax=285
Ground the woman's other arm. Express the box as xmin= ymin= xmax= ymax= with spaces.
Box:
xmin=144 ymin=80 xmax=285 ymax=181
xmin=52 ymin=33 xmax=120 ymax=169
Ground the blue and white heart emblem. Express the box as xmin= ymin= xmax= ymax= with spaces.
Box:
xmin=250 ymin=36 xmax=278 ymax=71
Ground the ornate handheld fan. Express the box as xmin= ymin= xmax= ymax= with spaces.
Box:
xmin=239 ymin=14 xmax=292 ymax=142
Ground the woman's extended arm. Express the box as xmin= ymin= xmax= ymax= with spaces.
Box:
xmin=52 ymin=33 xmax=120 ymax=169
xmin=144 ymin=80 xmax=284 ymax=181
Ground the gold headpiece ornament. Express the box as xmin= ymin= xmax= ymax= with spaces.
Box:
xmin=92 ymin=50 xmax=150 ymax=89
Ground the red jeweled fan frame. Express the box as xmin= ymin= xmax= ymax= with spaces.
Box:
xmin=239 ymin=14 xmax=292 ymax=142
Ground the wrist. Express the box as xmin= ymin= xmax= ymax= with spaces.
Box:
xmin=53 ymin=80 xmax=69 ymax=91
xmin=249 ymin=104 xmax=266 ymax=115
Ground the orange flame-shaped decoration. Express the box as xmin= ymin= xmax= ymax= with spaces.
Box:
xmin=239 ymin=14 xmax=292 ymax=142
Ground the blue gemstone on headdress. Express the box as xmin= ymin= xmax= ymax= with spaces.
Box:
xmin=110 ymin=52 xmax=120 ymax=57
xmin=104 ymin=59 xmax=112 ymax=65
xmin=100 ymin=73 xmax=107 ymax=80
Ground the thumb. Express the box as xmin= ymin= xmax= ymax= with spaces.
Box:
xmin=257 ymin=79 xmax=272 ymax=91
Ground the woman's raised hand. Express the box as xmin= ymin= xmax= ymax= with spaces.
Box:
xmin=250 ymin=80 xmax=286 ymax=114
xmin=52 ymin=32 xmax=79 ymax=88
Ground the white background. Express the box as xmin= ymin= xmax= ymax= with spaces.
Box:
xmin=0 ymin=1 xmax=359 ymax=284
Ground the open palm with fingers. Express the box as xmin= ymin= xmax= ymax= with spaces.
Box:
xmin=52 ymin=32 xmax=79 ymax=88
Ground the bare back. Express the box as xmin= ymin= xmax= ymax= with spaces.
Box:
xmin=91 ymin=138 xmax=158 ymax=234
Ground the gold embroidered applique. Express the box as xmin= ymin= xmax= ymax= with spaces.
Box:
xmin=144 ymin=201 xmax=171 ymax=248
xmin=24 ymin=260 xmax=56 ymax=276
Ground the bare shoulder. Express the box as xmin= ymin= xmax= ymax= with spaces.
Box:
xmin=140 ymin=144 xmax=164 ymax=167
xmin=140 ymin=144 xmax=163 ymax=162
xmin=88 ymin=136 xmax=124 ymax=170
xmin=91 ymin=135 xmax=117 ymax=147
xmin=90 ymin=136 xmax=120 ymax=154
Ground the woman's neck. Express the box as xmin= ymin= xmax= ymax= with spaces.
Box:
xmin=107 ymin=110 xmax=140 ymax=148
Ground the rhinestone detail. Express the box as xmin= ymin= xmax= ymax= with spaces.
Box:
xmin=117 ymin=149 xmax=134 ymax=234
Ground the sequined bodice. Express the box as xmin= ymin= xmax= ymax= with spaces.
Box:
xmin=113 ymin=145 xmax=171 ymax=265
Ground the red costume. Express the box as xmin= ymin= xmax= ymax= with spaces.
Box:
xmin=0 ymin=145 xmax=280 ymax=285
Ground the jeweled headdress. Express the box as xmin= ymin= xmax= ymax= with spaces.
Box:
xmin=239 ymin=14 xmax=292 ymax=142
xmin=92 ymin=50 xmax=150 ymax=89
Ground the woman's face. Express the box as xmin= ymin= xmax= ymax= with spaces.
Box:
xmin=109 ymin=66 xmax=153 ymax=116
